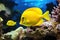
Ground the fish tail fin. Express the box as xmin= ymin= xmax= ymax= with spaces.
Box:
xmin=43 ymin=11 xmax=50 ymax=21
xmin=34 ymin=19 xmax=44 ymax=26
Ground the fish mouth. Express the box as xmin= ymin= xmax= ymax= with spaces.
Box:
xmin=20 ymin=21 xmax=23 ymax=25
xmin=20 ymin=21 xmax=25 ymax=26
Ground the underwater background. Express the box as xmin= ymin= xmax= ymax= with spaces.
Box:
xmin=14 ymin=0 xmax=57 ymax=12
xmin=0 ymin=0 xmax=58 ymax=33
xmin=1 ymin=0 xmax=60 ymax=40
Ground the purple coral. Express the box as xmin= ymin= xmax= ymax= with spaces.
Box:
xmin=51 ymin=3 xmax=60 ymax=22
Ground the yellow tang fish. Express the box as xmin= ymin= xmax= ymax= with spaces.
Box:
xmin=20 ymin=7 xmax=50 ymax=27
xmin=7 ymin=20 xmax=16 ymax=26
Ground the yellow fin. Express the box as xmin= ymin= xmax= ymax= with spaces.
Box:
xmin=34 ymin=19 xmax=44 ymax=26
xmin=25 ymin=7 xmax=43 ymax=15
xmin=43 ymin=11 xmax=50 ymax=21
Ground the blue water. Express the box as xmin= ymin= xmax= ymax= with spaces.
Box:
xmin=13 ymin=0 xmax=57 ymax=13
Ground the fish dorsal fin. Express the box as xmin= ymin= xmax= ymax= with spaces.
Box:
xmin=25 ymin=7 xmax=43 ymax=15
xmin=43 ymin=11 xmax=51 ymax=21
xmin=34 ymin=19 xmax=44 ymax=26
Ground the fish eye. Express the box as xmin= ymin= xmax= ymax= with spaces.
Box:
xmin=22 ymin=17 xmax=24 ymax=21
xmin=22 ymin=17 xmax=24 ymax=23
xmin=22 ymin=17 xmax=24 ymax=19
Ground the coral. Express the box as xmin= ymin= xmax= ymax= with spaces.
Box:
xmin=51 ymin=3 xmax=60 ymax=23
xmin=4 ymin=27 xmax=25 ymax=40
xmin=18 ymin=26 xmax=57 ymax=40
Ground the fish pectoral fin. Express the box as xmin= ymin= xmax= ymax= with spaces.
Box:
xmin=43 ymin=11 xmax=50 ymax=21
xmin=35 ymin=19 xmax=44 ymax=26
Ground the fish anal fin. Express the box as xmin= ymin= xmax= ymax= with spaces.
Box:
xmin=34 ymin=19 xmax=44 ymax=26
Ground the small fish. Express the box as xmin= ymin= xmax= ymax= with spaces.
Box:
xmin=7 ymin=20 xmax=16 ymax=26
xmin=20 ymin=7 xmax=50 ymax=27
